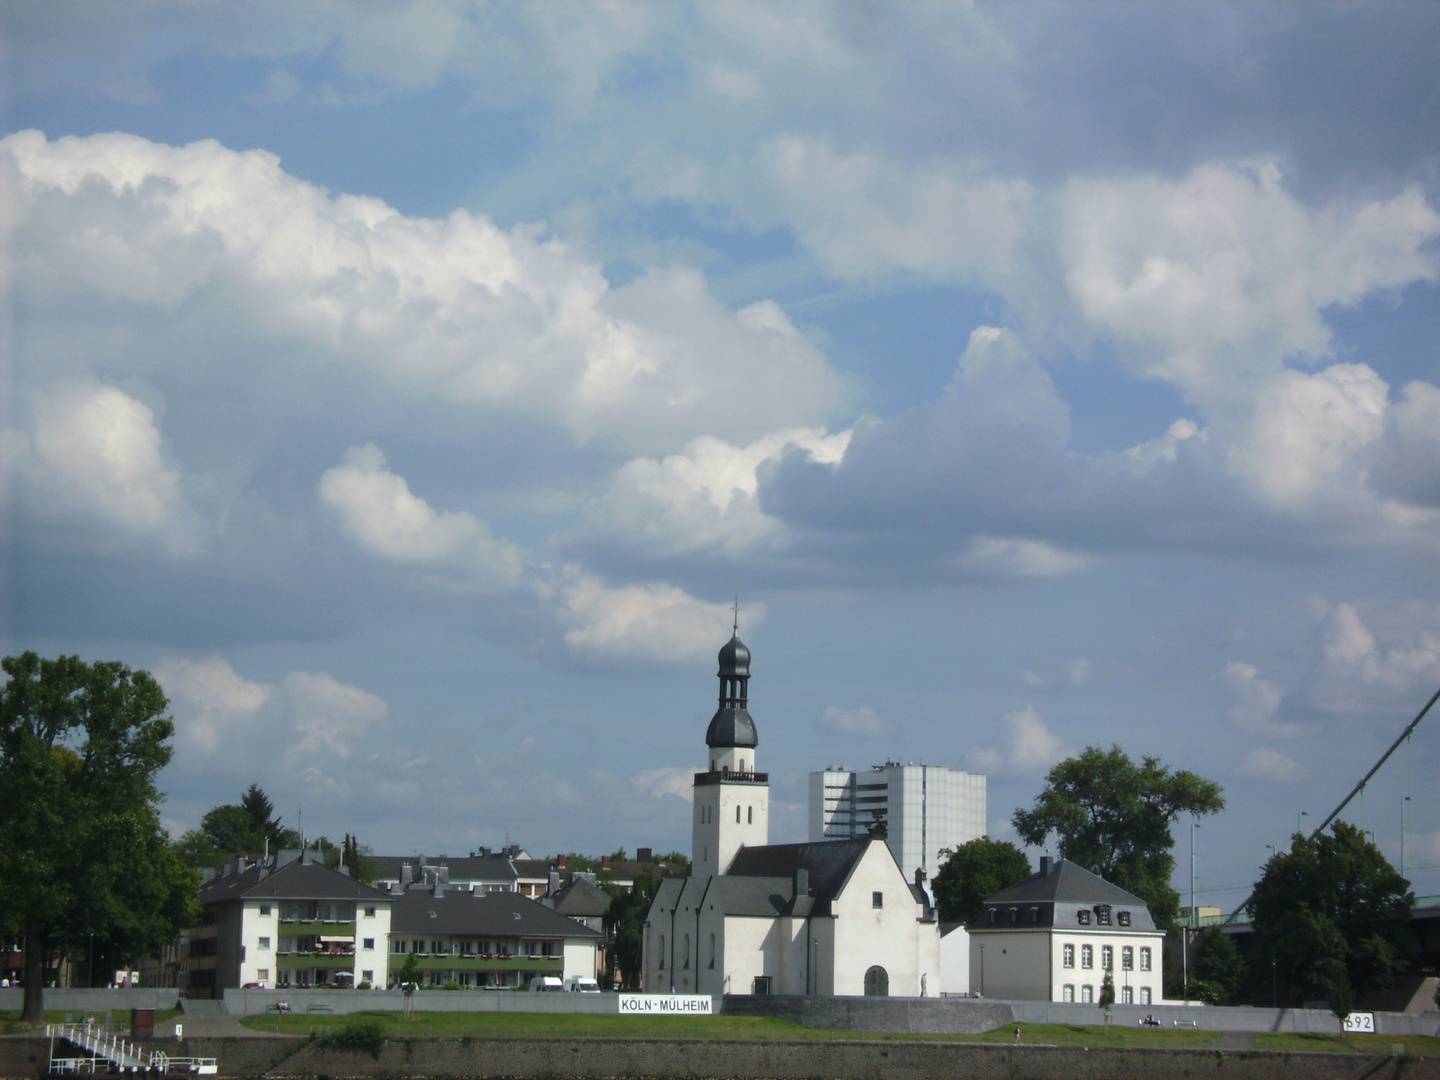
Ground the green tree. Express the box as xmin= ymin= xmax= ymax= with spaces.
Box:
xmin=200 ymin=784 xmax=296 ymax=856
xmin=0 ymin=653 xmax=200 ymax=1023
xmin=605 ymin=870 xmax=663 ymax=988
xmin=1189 ymin=925 xmax=1246 ymax=1005
xmin=932 ymin=836 xmax=1031 ymax=924
xmin=172 ymin=828 xmax=225 ymax=870
xmin=1248 ymin=821 xmax=1413 ymax=1007
xmin=1012 ymin=745 xmax=1224 ymax=930
xmin=1098 ymin=970 xmax=1115 ymax=1011
xmin=341 ymin=833 xmax=380 ymax=884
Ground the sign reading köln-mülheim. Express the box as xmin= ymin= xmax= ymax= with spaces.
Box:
xmin=617 ymin=994 xmax=713 ymax=1014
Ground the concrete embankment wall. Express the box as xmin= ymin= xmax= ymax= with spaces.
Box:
xmin=220 ymin=989 xmax=635 ymax=1016
xmin=0 ymin=989 xmax=180 ymax=1013
xmin=727 ymin=993 xmax=1440 ymax=1038
xmin=3 ymin=1034 xmax=1437 ymax=1080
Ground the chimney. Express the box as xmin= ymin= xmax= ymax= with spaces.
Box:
xmin=795 ymin=868 xmax=809 ymax=897
xmin=400 ymin=863 xmax=413 ymax=887
xmin=432 ymin=877 xmax=444 ymax=899
xmin=548 ymin=869 xmax=560 ymax=896
xmin=914 ymin=866 xmax=927 ymax=888
xmin=558 ymin=854 xmax=567 ymax=869
xmin=1039 ymin=856 xmax=1050 ymax=876
xmin=602 ymin=855 xmax=611 ymax=869
xmin=637 ymin=847 xmax=653 ymax=863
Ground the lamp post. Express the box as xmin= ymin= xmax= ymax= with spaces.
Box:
xmin=1297 ymin=810 xmax=1308 ymax=839
xmin=1183 ymin=821 xmax=1200 ymax=1005
xmin=1401 ymin=796 xmax=1411 ymax=880
xmin=979 ymin=944 xmax=985 ymax=998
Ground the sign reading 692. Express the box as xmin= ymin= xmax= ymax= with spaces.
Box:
xmin=1342 ymin=1012 xmax=1375 ymax=1034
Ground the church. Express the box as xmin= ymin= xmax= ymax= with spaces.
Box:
xmin=642 ymin=629 xmax=942 ymax=996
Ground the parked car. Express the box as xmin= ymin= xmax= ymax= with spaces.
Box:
xmin=528 ymin=976 xmax=564 ymax=992
xmin=565 ymin=977 xmax=600 ymax=993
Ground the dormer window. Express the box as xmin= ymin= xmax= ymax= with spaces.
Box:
xmin=987 ymin=908 xmax=997 ymax=925
xmin=1077 ymin=909 xmax=1091 ymax=925
xmin=1117 ymin=910 xmax=1131 ymax=927
xmin=1008 ymin=907 xmax=1017 ymax=923
xmin=1095 ymin=905 xmax=1112 ymax=926
xmin=1029 ymin=906 xmax=1040 ymax=924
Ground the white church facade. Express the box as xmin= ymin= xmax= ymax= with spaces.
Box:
xmin=643 ymin=629 xmax=941 ymax=996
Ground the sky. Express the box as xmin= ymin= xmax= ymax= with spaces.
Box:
xmin=3 ymin=2 xmax=1440 ymax=913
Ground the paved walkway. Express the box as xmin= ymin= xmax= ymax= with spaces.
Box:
xmin=175 ymin=1001 xmax=294 ymax=1039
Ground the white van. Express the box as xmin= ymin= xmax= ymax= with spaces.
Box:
xmin=528 ymin=976 xmax=564 ymax=992
xmin=565 ymin=976 xmax=600 ymax=993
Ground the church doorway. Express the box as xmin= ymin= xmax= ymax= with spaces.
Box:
xmin=863 ymin=966 xmax=889 ymax=996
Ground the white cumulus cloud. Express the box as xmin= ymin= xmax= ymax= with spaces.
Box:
xmin=816 ymin=705 xmax=890 ymax=739
xmin=1234 ymin=748 xmax=1309 ymax=784
xmin=964 ymin=705 xmax=1070 ymax=776
xmin=1218 ymin=661 xmax=1303 ymax=739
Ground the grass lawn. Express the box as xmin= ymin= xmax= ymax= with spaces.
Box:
xmin=0 ymin=1008 xmax=182 ymax=1037
xmin=1253 ymin=1031 xmax=1440 ymax=1056
xmin=238 ymin=1011 xmax=1224 ymax=1048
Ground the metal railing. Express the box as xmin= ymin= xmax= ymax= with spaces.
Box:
xmin=47 ymin=1022 xmax=217 ymax=1075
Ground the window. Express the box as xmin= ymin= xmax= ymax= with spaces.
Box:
xmin=1030 ymin=906 xmax=1040 ymax=924
xmin=747 ymin=806 xmax=753 ymax=824
xmin=393 ymin=940 xmax=407 ymax=954
xmin=1095 ymin=905 xmax=1112 ymax=926
xmin=1062 ymin=984 xmax=1074 ymax=1002
xmin=1140 ymin=987 xmax=1151 ymax=1005
xmin=362 ymin=970 xmax=373 ymax=984
xmin=364 ymin=907 xmax=376 ymax=918
xmin=256 ymin=968 xmax=269 ymax=981
xmin=1117 ymin=910 xmax=1131 ymax=927
xmin=1122 ymin=986 xmax=1133 ymax=1005
xmin=1122 ymin=946 xmax=1133 ymax=971
xmin=1081 ymin=945 xmax=1093 ymax=969
xmin=258 ymin=937 xmax=271 ymax=949
xmin=1008 ymin=907 xmax=1017 ymax=923
xmin=1140 ymin=947 xmax=1152 ymax=971
xmin=987 ymin=909 xmax=996 ymax=925
xmin=1081 ymin=984 xmax=1093 ymax=1003
xmin=363 ymin=938 xmax=375 ymax=950
xmin=1063 ymin=944 xmax=1074 ymax=968
xmin=872 ymin=891 xmax=884 ymax=909
xmin=737 ymin=806 xmax=742 ymax=823
xmin=259 ymin=905 xmax=271 ymax=916
xmin=1102 ymin=945 xmax=1113 ymax=970
xmin=1076 ymin=909 xmax=1091 ymax=926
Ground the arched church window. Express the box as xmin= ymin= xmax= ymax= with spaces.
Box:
xmin=863 ymin=966 xmax=889 ymax=997
xmin=737 ymin=805 xmax=741 ymax=823
xmin=747 ymin=806 xmax=753 ymax=824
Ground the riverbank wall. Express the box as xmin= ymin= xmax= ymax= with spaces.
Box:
xmin=3 ymin=1033 xmax=1437 ymax=1080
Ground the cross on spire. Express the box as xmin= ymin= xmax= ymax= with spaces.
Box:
xmin=732 ymin=596 xmax=741 ymax=634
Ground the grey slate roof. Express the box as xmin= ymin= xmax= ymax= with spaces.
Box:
xmin=371 ymin=854 xmax=518 ymax=884
xmin=550 ymin=876 xmax=613 ymax=918
xmin=975 ymin=859 xmax=1158 ymax=932
xmin=726 ymin=839 xmax=872 ymax=915
xmin=390 ymin=887 xmax=601 ymax=939
xmin=198 ymin=858 xmax=392 ymax=906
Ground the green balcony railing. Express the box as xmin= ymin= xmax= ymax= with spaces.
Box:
xmin=277 ymin=920 xmax=355 ymax=937
xmin=277 ymin=953 xmax=356 ymax=971
xmin=400 ymin=955 xmax=562 ymax=973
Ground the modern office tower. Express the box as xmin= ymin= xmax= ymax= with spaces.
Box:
xmin=808 ymin=763 xmax=987 ymax=884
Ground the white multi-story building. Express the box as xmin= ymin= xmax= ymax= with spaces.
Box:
xmin=809 ymin=763 xmax=986 ymax=885
xmin=968 ymin=856 xmax=1165 ymax=1005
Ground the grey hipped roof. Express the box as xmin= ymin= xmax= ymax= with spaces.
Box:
xmin=391 ymin=887 xmax=601 ymax=938
xmin=726 ymin=838 xmax=870 ymax=912
xmin=371 ymin=854 xmax=518 ymax=884
xmin=976 ymin=859 xmax=1159 ymax=932
xmin=198 ymin=858 xmax=392 ymax=906
xmin=549 ymin=876 xmax=613 ymax=918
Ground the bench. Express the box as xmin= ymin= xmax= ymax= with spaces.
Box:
xmin=305 ymin=1003 xmax=334 ymax=1014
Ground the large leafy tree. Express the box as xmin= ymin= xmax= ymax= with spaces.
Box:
xmin=1012 ymin=744 xmax=1224 ymax=930
xmin=195 ymin=783 xmax=295 ymax=857
xmin=932 ymin=837 xmax=1031 ymax=924
xmin=0 ymin=653 xmax=199 ymax=1023
xmin=1248 ymin=821 xmax=1413 ymax=1007
xmin=1189 ymin=925 xmax=1247 ymax=1005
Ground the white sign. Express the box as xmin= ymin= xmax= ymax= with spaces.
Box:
xmin=617 ymin=994 xmax=713 ymax=1015
xmin=1342 ymin=1012 xmax=1375 ymax=1034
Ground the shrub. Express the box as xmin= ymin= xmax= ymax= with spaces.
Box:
xmin=317 ymin=1017 xmax=387 ymax=1057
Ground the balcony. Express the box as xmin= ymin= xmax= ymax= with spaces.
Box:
xmin=277 ymin=920 xmax=354 ymax=936
xmin=693 ymin=770 xmax=768 ymax=786
xmin=278 ymin=954 xmax=356 ymax=971
xmin=402 ymin=955 xmax=562 ymax=973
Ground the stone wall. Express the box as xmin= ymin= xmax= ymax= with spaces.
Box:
xmin=0 ymin=988 xmax=180 ymax=1012
xmin=1 ymin=1034 xmax=1435 ymax=1080
xmin=221 ymin=988 xmax=668 ymax=1016
xmin=729 ymin=993 xmax=1440 ymax=1038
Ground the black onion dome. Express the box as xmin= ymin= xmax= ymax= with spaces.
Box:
xmin=717 ymin=633 xmax=750 ymax=677
xmin=706 ymin=707 xmax=758 ymax=749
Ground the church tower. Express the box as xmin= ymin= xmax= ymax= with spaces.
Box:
xmin=692 ymin=623 xmax=769 ymax=878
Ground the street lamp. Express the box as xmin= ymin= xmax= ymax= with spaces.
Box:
xmin=979 ymin=944 xmax=985 ymax=998
xmin=1297 ymin=810 xmax=1308 ymax=839
xmin=1401 ymin=796 xmax=1411 ymax=880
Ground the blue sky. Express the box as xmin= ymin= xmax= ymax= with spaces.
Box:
xmin=3 ymin=2 xmax=1440 ymax=912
